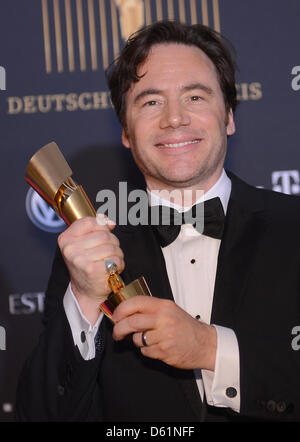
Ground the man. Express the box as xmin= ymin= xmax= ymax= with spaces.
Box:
xmin=16 ymin=20 xmax=300 ymax=421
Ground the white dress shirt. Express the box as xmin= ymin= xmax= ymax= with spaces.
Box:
xmin=63 ymin=169 xmax=240 ymax=412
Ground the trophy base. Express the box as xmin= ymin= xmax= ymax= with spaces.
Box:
xmin=99 ymin=276 xmax=152 ymax=320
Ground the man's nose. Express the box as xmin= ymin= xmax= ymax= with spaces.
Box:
xmin=159 ymin=101 xmax=190 ymax=129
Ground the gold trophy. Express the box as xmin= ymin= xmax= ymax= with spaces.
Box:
xmin=25 ymin=142 xmax=151 ymax=320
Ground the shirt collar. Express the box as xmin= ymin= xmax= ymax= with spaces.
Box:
xmin=147 ymin=169 xmax=232 ymax=215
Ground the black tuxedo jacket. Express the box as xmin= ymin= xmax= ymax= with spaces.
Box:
xmin=16 ymin=173 xmax=300 ymax=421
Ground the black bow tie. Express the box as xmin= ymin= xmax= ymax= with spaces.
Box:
xmin=151 ymin=197 xmax=225 ymax=248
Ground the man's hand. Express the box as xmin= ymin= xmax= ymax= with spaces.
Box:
xmin=58 ymin=215 xmax=125 ymax=325
xmin=112 ymin=296 xmax=217 ymax=371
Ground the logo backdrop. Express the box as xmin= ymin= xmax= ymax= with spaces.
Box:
xmin=0 ymin=0 xmax=299 ymax=420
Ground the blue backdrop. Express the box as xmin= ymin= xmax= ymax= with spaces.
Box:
xmin=0 ymin=0 xmax=299 ymax=420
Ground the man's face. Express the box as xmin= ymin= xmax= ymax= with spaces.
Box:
xmin=122 ymin=43 xmax=235 ymax=192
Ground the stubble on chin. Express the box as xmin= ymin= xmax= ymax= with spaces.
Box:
xmin=129 ymin=136 xmax=227 ymax=192
xmin=149 ymin=150 xmax=226 ymax=192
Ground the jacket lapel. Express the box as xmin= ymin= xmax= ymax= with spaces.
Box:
xmin=117 ymin=223 xmax=204 ymax=421
xmin=211 ymin=173 xmax=267 ymax=326
xmin=117 ymin=224 xmax=174 ymax=301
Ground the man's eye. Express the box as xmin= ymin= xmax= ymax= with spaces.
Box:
xmin=144 ymin=100 xmax=157 ymax=106
xmin=190 ymin=95 xmax=203 ymax=101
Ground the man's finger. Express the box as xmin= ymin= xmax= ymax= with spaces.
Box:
xmin=140 ymin=343 xmax=164 ymax=361
xmin=113 ymin=313 xmax=155 ymax=341
xmin=61 ymin=216 xmax=112 ymax=240
xmin=132 ymin=329 xmax=158 ymax=348
xmin=112 ymin=296 xmax=170 ymax=323
xmin=96 ymin=213 xmax=116 ymax=230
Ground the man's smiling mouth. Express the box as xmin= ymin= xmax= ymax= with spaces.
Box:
xmin=157 ymin=139 xmax=201 ymax=148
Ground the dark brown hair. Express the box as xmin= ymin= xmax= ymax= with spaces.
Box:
xmin=107 ymin=20 xmax=237 ymax=127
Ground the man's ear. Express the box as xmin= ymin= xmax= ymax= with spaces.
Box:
xmin=226 ymin=109 xmax=236 ymax=136
xmin=122 ymin=128 xmax=130 ymax=149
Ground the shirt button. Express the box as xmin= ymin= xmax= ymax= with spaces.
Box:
xmin=80 ymin=331 xmax=86 ymax=343
xmin=190 ymin=259 xmax=196 ymax=264
xmin=195 ymin=314 xmax=201 ymax=320
xmin=225 ymin=387 xmax=237 ymax=398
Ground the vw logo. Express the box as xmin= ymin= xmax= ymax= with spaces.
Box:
xmin=25 ymin=188 xmax=65 ymax=233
